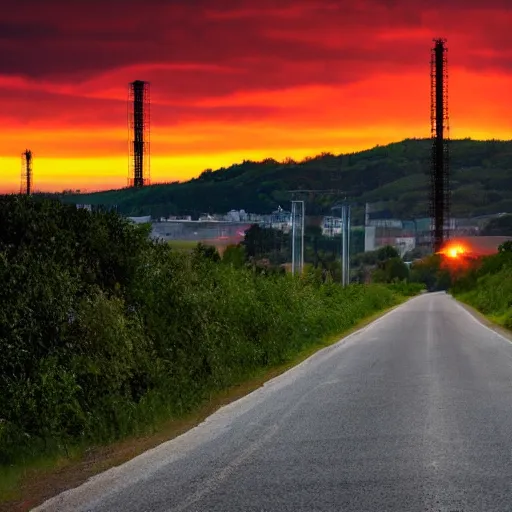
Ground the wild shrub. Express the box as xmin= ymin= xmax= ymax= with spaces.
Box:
xmin=0 ymin=196 xmax=414 ymax=466
xmin=453 ymin=249 xmax=512 ymax=326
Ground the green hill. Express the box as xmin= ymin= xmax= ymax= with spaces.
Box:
xmin=58 ymin=138 xmax=512 ymax=222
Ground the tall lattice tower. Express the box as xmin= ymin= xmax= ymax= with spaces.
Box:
xmin=430 ymin=38 xmax=450 ymax=252
xmin=128 ymin=80 xmax=150 ymax=187
xmin=20 ymin=149 xmax=33 ymax=195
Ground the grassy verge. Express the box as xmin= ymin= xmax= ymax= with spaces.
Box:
xmin=167 ymin=239 xmax=200 ymax=251
xmin=452 ymin=265 xmax=512 ymax=330
xmin=0 ymin=293 xmax=414 ymax=511
xmin=167 ymin=239 xmax=228 ymax=254
xmin=453 ymin=296 xmax=512 ymax=341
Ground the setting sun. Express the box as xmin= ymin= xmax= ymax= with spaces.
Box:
xmin=441 ymin=243 xmax=467 ymax=259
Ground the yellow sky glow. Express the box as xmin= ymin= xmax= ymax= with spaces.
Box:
xmin=2 ymin=69 xmax=511 ymax=193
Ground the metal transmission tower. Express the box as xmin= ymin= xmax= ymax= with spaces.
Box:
xmin=128 ymin=80 xmax=150 ymax=187
xmin=20 ymin=149 xmax=33 ymax=195
xmin=345 ymin=204 xmax=351 ymax=285
xmin=332 ymin=202 xmax=351 ymax=287
xmin=430 ymin=38 xmax=450 ymax=253
xmin=291 ymin=200 xmax=305 ymax=275
xmin=287 ymin=189 xmax=348 ymax=278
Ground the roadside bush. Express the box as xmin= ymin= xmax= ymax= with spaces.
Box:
xmin=222 ymin=244 xmax=246 ymax=268
xmin=452 ymin=247 xmax=512 ymax=328
xmin=410 ymin=254 xmax=452 ymax=291
xmin=0 ymin=196 xmax=417 ymax=466
xmin=372 ymin=257 xmax=409 ymax=283
xmin=386 ymin=282 xmax=425 ymax=297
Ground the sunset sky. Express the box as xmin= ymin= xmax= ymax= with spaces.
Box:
xmin=2 ymin=0 xmax=512 ymax=193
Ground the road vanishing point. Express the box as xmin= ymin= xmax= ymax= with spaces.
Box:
xmin=35 ymin=292 xmax=512 ymax=511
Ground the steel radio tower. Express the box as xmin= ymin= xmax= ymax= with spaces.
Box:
xmin=21 ymin=149 xmax=33 ymax=195
xmin=128 ymin=80 xmax=150 ymax=187
xmin=430 ymin=38 xmax=450 ymax=252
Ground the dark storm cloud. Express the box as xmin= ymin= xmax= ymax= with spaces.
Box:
xmin=0 ymin=22 xmax=59 ymax=40
xmin=0 ymin=0 xmax=510 ymax=83
xmin=1 ymin=0 xmax=511 ymax=123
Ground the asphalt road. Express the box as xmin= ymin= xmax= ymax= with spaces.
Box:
xmin=36 ymin=292 xmax=512 ymax=512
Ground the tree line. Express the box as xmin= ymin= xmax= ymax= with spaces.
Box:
xmin=59 ymin=138 xmax=512 ymax=222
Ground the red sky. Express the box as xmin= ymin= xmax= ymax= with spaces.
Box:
xmin=2 ymin=0 xmax=512 ymax=193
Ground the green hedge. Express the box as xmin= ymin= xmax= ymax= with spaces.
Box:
xmin=0 ymin=196 xmax=411 ymax=466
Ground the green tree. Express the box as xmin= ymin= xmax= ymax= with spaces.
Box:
xmin=242 ymin=224 xmax=287 ymax=262
xmin=304 ymin=225 xmax=323 ymax=268
xmin=376 ymin=245 xmax=400 ymax=261
xmin=403 ymin=247 xmax=426 ymax=261
xmin=385 ymin=257 xmax=410 ymax=282
xmin=193 ymin=243 xmax=221 ymax=262
xmin=409 ymin=254 xmax=451 ymax=291
xmin=222 ymin=244 xmax=246 ymax=268
xmin=372 ymin=257 xmax=409 ymax=283
xmin=498 ymin=240 xmax=512 ymax=253
xmin=242 ymin=224 xmax=266 ymax=258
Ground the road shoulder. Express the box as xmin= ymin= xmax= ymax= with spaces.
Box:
xmin=451 ymin=295 xmax=512 ymax=344
xmin=3 ymin=297 xmax=415 ymax=512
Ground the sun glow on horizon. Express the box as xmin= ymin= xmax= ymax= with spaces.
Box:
xmin=441 ymin=243 xmax=468 ymax=259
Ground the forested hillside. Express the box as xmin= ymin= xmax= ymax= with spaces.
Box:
xmin=58 ymin=138 xmax=512 ymax=221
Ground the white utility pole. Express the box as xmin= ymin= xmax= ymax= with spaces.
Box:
xmin=291 ymin=200 xmax=305 ymax=275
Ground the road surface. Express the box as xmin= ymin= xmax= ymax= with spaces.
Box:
xmin=36 ymin=292 xmax=512 ymax=511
